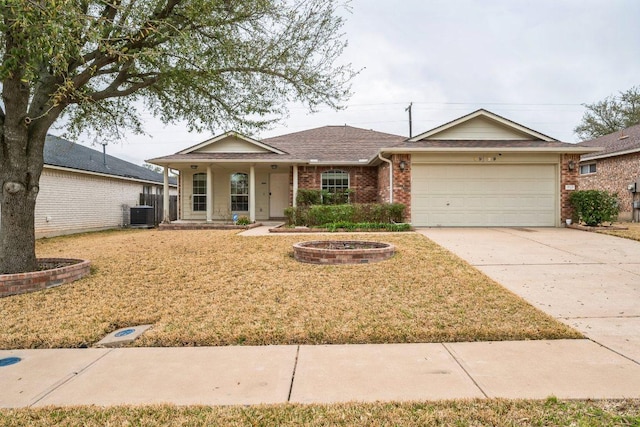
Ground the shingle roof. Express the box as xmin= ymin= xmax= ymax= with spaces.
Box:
xmin=147 ymin=125 xmax=407 ymax=164
xmin=45 ymin=135 xmax=176 ymax=185
xmin=577 ymin=124 xmax=640 ymax=160
xmin=261 ymin=125 xmax=406 ymax=161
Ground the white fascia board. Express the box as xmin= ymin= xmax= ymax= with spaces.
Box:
xmin=379 ymin=146 xmax=601 ymax=155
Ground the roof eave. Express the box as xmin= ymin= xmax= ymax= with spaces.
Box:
xmin=380 ymin=146 xmax=601 ymax=155
xmin=580 ymin=147 xmax=640 ymax=161
xmin=44 ymin=164 xmax=177 ymax=187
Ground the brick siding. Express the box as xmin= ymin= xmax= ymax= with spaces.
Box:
xmin=561 ymin=154 xmax=580 ymax=222
xmin=34 ymin=168 xmax=171 ymax=238
xmin=391 ymin=155 xmax=412 ymax=221
xmin=579 ymin=152 xmax=640 ymax=221
xmin=295 ymin=166 xmax=378 ymax=204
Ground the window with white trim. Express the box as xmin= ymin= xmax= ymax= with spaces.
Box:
xmin=321 ymin=170 xmax=349 ymax=193
xmin=192 ymin=173 xmax=206 ymax=211
xmin=321 ymin=169 xmax=350 ymax=203
xmin=580 ymin=163 xmax=597 ymax=175
xmin=230 ymin=173 xmax=249 ymax=211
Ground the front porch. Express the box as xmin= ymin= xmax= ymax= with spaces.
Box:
xmin=157 ymin=220 xmax=266 ymax=231
xmin=159 ymin=164 xmax=299 ymax=225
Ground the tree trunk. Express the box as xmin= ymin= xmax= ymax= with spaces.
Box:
xmin=0 ymin=130 xmax=46 ymax=275
xmin=0 ymin=173 xmax=38 ymax=274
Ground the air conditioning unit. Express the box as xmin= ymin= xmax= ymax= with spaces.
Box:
xmin=130 ymin=206 xmax=155 ymax=228
xmin=633 ymin=201 xmax=640 ymax=209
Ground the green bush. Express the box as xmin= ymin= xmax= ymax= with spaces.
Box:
xmin=568 ymin=190 xmax=619 ymax=226
xmin=236 ymin=215 xmax=251 ymax=225
xmin=295 ymin=189 xmax=353 ymax=206
xmin=284 ymin=203 xmax=406 ymax=227
xmin=296 ymin=189 xmax=322 ymax=206
xmin=323 ymin=222 xmax=412 ymax=232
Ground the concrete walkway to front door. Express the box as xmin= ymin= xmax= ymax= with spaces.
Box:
xmin=417 ymin=227 xmax=640 ymax=364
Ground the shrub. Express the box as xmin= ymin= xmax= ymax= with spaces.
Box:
xmin=568 ymin=190 xmax=619 ymax=226
xmin=323 ymin=222 xmax=412 ymax=232
xmin=296 ymin=189 xmax=322 ymax=206
xmin=284 ymin=203 xmax=406 ymax=227
xmin=236 ymin=215 xmax=251 ymax=225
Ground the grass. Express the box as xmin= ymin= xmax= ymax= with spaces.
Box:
xmin=0 ymin=229 xmax=580 ymax=349
xmin=597 ymin=222 xmax=640 ymax=242
xmin=1 ymin=399 xmax=639 ymax=426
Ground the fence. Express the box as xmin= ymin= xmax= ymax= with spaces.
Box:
xmin=139 ymin=193 xmax=178 ymax=225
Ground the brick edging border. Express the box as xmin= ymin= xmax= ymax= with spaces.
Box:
xmin=0 ymin=258 xmax=91 ymax=298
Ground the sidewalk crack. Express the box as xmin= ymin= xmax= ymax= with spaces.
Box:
xmin=28 ymin=349 xmax=114 ymax=408
xmin=442 ymin=343 xmax=488 ymax=399
xmin=287 ymin=345 xmax=300 ymax=402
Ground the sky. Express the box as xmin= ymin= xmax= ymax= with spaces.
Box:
xmin=65 ymin=0 xmax=640 ymax=166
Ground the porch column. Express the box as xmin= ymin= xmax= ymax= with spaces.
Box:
xmin=206 ymin=165 xmax=213 ymax=222
xmin=162 ymin=166 xmax=170 ymax=223
xmin=249 ymin=165 xmax=256 ymax=222
xmin=292 ymin=165 xmax=298 ymax=207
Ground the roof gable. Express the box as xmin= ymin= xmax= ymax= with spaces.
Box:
xmin=409 ymin=109 xmax=556 ymax=142
xmin=179 ymin=131 xmax=285 ymax=155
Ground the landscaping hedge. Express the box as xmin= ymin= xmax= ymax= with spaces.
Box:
xmin=284 ymin=203 xmax=406 ymax=227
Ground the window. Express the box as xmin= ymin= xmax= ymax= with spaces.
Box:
xmin=230 ymin=173 xmax=249 ymax=211
xmin=580 ymin=163 xmax=597 ymax=175
xmin=192 ymin=173 xmax=206 ymax=211
xmin=321 ymin=169 xmax=350 ymax=203
xmin=322 ymin=170 xmax=349 ymax=193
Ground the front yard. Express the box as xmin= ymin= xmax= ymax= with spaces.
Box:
xmin=0 ymin=229 xmax=579 ymax=349
xmin=597 ymin=222 xmax=640 ymax=242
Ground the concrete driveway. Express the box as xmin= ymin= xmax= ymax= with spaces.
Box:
xmin=417 ymin=227 xmax=640 ymax=364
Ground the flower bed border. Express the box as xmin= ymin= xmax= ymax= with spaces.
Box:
xmin=293 ymin=240 xmax=395 ymax=264
xmin=0 ymin=258 xmax=91 ymax=298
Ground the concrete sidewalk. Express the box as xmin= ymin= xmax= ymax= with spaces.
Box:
xmin=2 ymin=340 xmax=640 ymax=408
xmin=417 ymin=227 xmax=640 ymax=364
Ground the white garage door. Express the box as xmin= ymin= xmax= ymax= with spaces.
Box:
xmin=412 ymin=164 xmax=557 ymax=227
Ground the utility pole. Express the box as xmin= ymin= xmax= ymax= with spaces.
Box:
xmin=405 ymin=102 xmax=413 ymax=138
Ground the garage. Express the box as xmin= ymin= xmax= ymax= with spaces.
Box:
xmin=411 ymin=162 xmax=558 ymax=227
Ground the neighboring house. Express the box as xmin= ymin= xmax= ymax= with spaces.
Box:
xmin=148 ymin=109 xmax=595 ymax=227
xmin=577 ymin=124 xmax=640 ymax=221
xmin=31 ymin=135 xmax=178 ymax=237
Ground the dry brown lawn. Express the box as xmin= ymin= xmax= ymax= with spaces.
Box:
xmin=1 ymin=399 xmax=639 ymax=426
xmin=0 ymin=229 xmax=580 ymax=349
xmin=597 ymin=222 xmax=640 ymax=242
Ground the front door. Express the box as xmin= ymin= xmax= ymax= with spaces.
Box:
xmin=269 ymin=173 xmax=289 ymax=218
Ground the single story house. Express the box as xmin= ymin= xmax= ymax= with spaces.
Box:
xmin=31 ymin=135 xmax=178 ymax=237
xmin=577 ymin=123 xmax=640 ymax=221
xmin=148 ymin=109 xmax=596 ymax=227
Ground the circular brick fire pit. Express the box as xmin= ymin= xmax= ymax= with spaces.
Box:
xmin=293 ymin=240 xmax=395 ymax=264
xmin=0 ymin=258 xmax=91 ymax=298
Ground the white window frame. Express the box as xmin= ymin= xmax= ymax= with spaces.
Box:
xmin=580 ymin=162 xmax=597 ymax=175
xmin=230 ymin=172 xmax=249 ymax=212
xmin=192 ymin=173 xmax=207 ymax=212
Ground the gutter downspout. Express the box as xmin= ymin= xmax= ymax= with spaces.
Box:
xmin=378 ymin=153 xmax=393 ymax=203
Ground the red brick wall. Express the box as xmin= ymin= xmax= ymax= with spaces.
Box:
xmin=378 ymin=161 xmax=390 ymax=203
xmin=392 ymin=154 xmax=411 ymax=221
xmin=579 ymin=152 xmax=640 ymax=221
xmin=295 ymin=166 xmax=379 ymax=204
xmin=561 ymin=154 xmax=580 ymax=222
